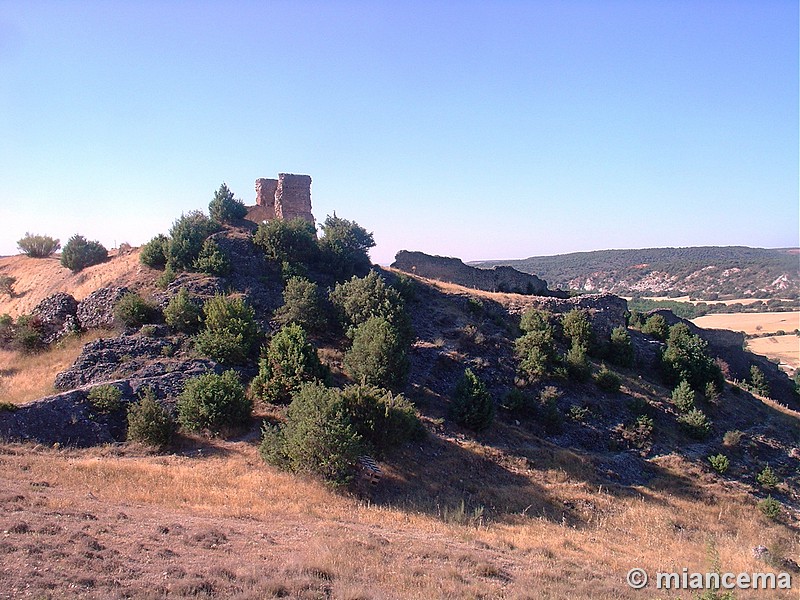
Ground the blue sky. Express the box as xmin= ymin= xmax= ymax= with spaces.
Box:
xmin=1 ymin=0 xmax=797 ymax=265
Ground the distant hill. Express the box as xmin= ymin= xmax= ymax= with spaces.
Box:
xmin=473 ymin=246 xmax=800 ymax=299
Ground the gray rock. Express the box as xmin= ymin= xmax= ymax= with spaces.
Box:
xmin=77 ymin=286 xmax=129 ymax=329
xmin=32 ymin=292 xmax=80 ymax=344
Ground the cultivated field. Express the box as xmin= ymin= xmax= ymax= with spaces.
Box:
xmin=747 ymin=335 xmax=800 ymax=372
xmin=691 ymin=312 xmax=800 ymax=336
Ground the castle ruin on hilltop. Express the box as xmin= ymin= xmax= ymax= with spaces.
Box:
xmin=246 ymin=173 xmax=314 ymax=224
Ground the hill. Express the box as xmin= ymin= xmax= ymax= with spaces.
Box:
xmin=473 ymin=246 xmax=800 ymax=299
xmin=1 ymin=214 xmax=799 ymax=598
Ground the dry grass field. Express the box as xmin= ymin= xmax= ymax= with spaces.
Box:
xmin=0 ymin=439 xmax=797 ymax=599
xmin=691 ymin=312 xmax=800 ymax=336
xmin=747 ymin=335 xmax=800 ymax=372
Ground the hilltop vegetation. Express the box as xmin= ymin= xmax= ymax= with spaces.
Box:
xmin=475 ymin=246 xmax=800 ymax=299
xmin=0 ymin=186 xmax=799 ymax=598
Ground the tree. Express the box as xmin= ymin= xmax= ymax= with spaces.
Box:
xmin=609 ymin=326 xmax=634 ymax=366
xmin=193 ymin=238 xmax=230 ymax=276
xmin=450 ymin=368 xmax=494 ymax=432
xmin=250 ymin=323 xmax=326 ymax=404
xmin=318 ymin=214 xmax=375 ymax=280
xmin=113 ymin=292 xmax=159 ymax=328
xmin=671 ymin=380 xmax=696 ymax=413
xmin=208 ymin=183 xmax=247 ymax=223
xmin=177 ymin=370 xmax=251 ymax=433
xmin=166 ymin=211 xmax=219 ymax=271
xmin=273 ymin=277 xmax=328 ymax=332
xmin=344 ymin=316 xmax=409 ymax=389
xmin=253 ymin=218 xmax=319 ymax=272
xmin=139 ymin=234 xmax=169 ymax=269
xmin=564 ymin=341 xmax=591 ymax=382
xmin=60 ymin=234 xmax=108 ymax=272
xmin=0 ymin=275 xmax=16 ymax=298
xmin=194 ymin=294 xmax=260 ymax=365
xmin=561 ymin=309 xmax=593 ymax=349
xmin=127 ymin=387 xmax=175 ymax=448
xmin=163 ymin=287 xmax=203 ymax=333
xmin=17 ymin=233 xmax=60 ymax=258
xmin=749 ymin=365 xmax=770 ymax=398
xmin=662 ymin=323 xmax=723 ymax=391
xmin=641 ymin=314 xmax=669 ymax=341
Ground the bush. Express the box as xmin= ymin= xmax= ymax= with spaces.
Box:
xmin=253 ymin=218 xmax=319 ymax=271
xmin=114 ymin=292 xmax=159 ymax=328
xmin=344 ymin=316 xmax=409 ymax=389
xmin=609 ymin=326 xmax=634 ymax=366
xmin=250 ymin=323 xmax=326 ymax=404
xmin=594 ymin=364 xmax=620 ymax=393
xmin=87 ymin=384 xmax=123 ymax=414
xmin=722 ymin=429 xmax=743 ymax=447
xmin=567 ymin=405 xmax=591 ymax=422
xmin=12 ymin=315 xmax=44 ymax=353
xmin=756 ymin=465 xmax=779 ymax=489
xmin=757 ymin=495 xmax=782 ymax=519
xmin=166 ymin=211 xmax=219 ymax=271
xmin=748 ymin=365 xmax=770 ymax=398
xmin=450 ymin=368 xmax=494 ymax=432
xmin=641 ymin=314 xmax=669 ymax=340
xmin=623 ymin=414 xmax=654 ymax=449
xmin=318 ymin=214 xmax=375 ymax=280
xmin=156 ymin=264 xmax=176 ymax=289
xmin=139 ymin=234 xmax=169 ymax=269
xmin=260 ymin=382 xmax=362 ymax=487
xmin=677 ymin=408 xmax=711 ymax=439
xmin=537 ymin=386 xmax=562 ymax=432
xmin=561 ymin=309 xmax=593 ymax=349
xmin=17 ymin=233 xmax=60 ymax=257
xmin=329 ymin=270 xmax=410 ymax=341
xmin=194 ymin=294 xmax=260 ymax=365
xmin=163 ymin=287 xmax=202 ymax=333
xmin=126 ymin=387 xmax=174 ymax=447
xmin=707 ymin=453 xmax=730 ymax=474
xmin=519 ymin=309 xmax=554 ymax=335
xmin=193 ymin=238 xmax=230 ymax=276
xmin=671 ymin=380 xmax=696 ymax=413
xmin=515 ymin=328 xmax=557 ymax=382
xmin=177 ymin=370 xmax=251 ymax=433
xmin=0 ymin=275 xmax=16 ymax=298
xmin=273 ymin=277 xmax=328 ymax=332
xmin=208 ymin=183 xmax=247 ymax=224
xmin=564 ymin=342 xmax=591 ymax=382
xmin=60 ymin=234 xmax=108 ymax=272
xmin=704 ymin=381 xmax=721 ymax=404
xmin=502 ymin=388 xmax=534 ymax=415
xmin=338 ymin=384 xmax=423 ymax=457
xmin=662 ymin=323 xmax=723 ymax=391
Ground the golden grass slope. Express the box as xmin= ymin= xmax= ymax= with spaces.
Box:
xmin=0 ymin=248 xmax=154 ymax=318
xmin=691 ymin=312 xmax=800 ymax=336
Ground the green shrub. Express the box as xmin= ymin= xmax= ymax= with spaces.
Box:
xmin=609 ymin=326 xmax=634 ymax=366
xmin=567 ymin=405 xmax=591 ymax=422
xmin=757 ymin=495 xmax=782 ymax=519
xmin=253 ymin=218 xmax=319 ymax=270
xmin=318 ymin=214 xmax=375 ymax=280
xmin=139 ymin=234 xmax=169 ymax=269
xmin=756 ymin=465 xmax=779 ymax=489
xmin=519 ymin=309 xmax=554 ymax=335
xmin=564 ymin=341 xmax=591 ymax=382
xmin=177 ymin=370 xmax=251 ymax=434
xmin=250 ymin=323 xmax=326 ymax=404
xmin=0 ymin=401 xmax=19 ymax=412
xmin=641 ymin=313 xmax=669 ymax=340
xmin=208 ymin=183 xmax=247 ymax=224
xmin=0 ymin=275 xmax=16 ymax=298
xmin=260 ymin=382 xmax=362 ymax=487
xmin=338 ymin=384 xmax=424 ymax=457
xmin=450 ymin=368 xmax=494 ymax=432
xmin=677 ymin=408 xmax=711 ymax=439
xmin=273 ymin=277 xmax=328 ymax=332
xmin=87 ymin=385 xmax=123 ymax=414
xmin=707 ymin=453 xmax=730 ymax=474
xmin=163 ymin=287 xmax=203 ymax=333
xmin=748 ymin=365 xmax=770 ymax=398
xmin=126 ymin=387 xmax=174 ymax=447
xmin=156 ymin=264 xmax=176 ymax=289
xmin=537 ymin=386 xmax=562 ymax=432
xmin=502 ymin=388 xmax=534 ymax=415
xmin=12 ymin=315 xmax=44 ymax=353
xmin=722 ymin=429 xmax=743 ymax=447
xmin=329 ymin=270 xmax=410 ymax=341
xmin=671 ymin=380 xmax=696 ymax=413
xmin=623 ymin=414 xmax=654 ymax=449
xmin=662 ymin=323 xmax=723 ymax=391
xmin=194 ymin=294 xmax=259 ymax=365
xmin=561 ymin=309 xmax=593 ymax=349
xmin=594 ymin=364 xmax=621 ymax=393
xmin=193 ymin=238 xmax=230 ymax=276
xmin=60 ymin=234 xmax=108 ymax=272
xmin=344 ymin=316 xmax=409 ymax=389
xmin=114 ymin=292 xmax=159 ymax=328
xmin=515 ymin=328 xmax=556 ymax=382
xmin=166 ymin=211 xmax=219 ymax=271
xmin=704 ymin=381 xmax=721 ymax=404
xmin=17 ymin=233 xmax=60 ymax=257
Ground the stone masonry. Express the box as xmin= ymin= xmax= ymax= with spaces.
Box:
xmin=247 ymin=173 xmax=314 ymax=225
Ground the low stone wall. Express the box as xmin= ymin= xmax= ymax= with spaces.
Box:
xmin=392 ymin=250 xmax=550 ymax=296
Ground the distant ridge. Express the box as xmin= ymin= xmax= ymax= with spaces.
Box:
xmin=472 ymin=246 xmax=800 ymax=299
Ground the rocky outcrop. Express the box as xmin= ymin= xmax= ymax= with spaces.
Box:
xmin=392 ymin=250 xmax=552 ymax=296
xmin=77 ymin=286 xmax=130 ymax=329
xmin=31 ymin=292 xmax=80 ymax=344
xmin=246 ymin=172 xmax=314 ymax=225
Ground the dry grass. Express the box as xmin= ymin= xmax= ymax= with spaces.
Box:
xmin=0 ymin=330 xmax=107 ymax=405
xmin=691 ymin=311 xmax=800 ymax=336
xmin=747 ymin=334 xmax=800 ymax=371
xmin=0 ymin=440 xmax=796 ymax=599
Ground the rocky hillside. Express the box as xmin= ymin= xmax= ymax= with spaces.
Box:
xmin=474 ymin=246 xmax=800 ymax=299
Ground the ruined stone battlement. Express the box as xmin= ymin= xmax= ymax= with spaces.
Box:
xmin=247 ymin=173 xmax=314 ymax=225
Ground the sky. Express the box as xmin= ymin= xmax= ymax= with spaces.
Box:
xmin=1 ymin=0 xmax=798 ymax=265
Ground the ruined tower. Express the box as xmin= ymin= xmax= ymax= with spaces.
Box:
xmin=246 ymin=173 xmax=314 ymax=225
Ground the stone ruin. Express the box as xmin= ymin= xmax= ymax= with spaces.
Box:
xmin=247 ymin=173 xmax=314 ymax=225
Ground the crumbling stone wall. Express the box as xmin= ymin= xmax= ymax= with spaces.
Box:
xmin=392 ymin=250 xmax=551 ymax=296
xmin=247 ymin=173 xmax=314 ymax=225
